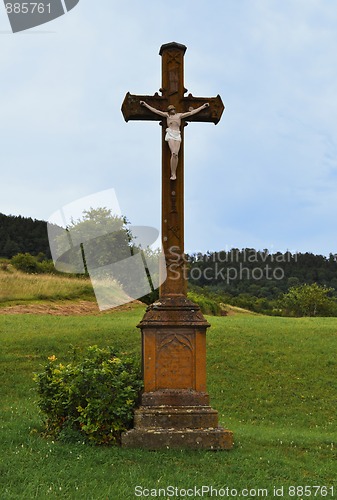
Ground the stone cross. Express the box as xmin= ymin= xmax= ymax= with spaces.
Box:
xmin=122 ymin=42 xmax=224 ymax=297
xmin=121 ymin=42 xmax=233 ymax=450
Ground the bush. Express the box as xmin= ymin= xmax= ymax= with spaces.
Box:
xmin=280 ymin=283 xmax=337 ymax=317
xmin=37 ymin=259 xmax=57 ymax=274
xmin=11 ymin=253 xmax=58 ymax=274
xmin=187 ymin=291 xmax=221 ymax=315
xmin=34 ymin=346 xmax=143 ymax=446
xmin=11 ymin=253 xmax=41 ymax=273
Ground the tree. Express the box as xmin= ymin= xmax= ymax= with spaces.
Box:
xmin=51 ymin=207 xmax=160 ymax=306
xmin=2 ymin=236 xmax=20 ymax=258
xmin=280 ymin=283 xmax=336 ymax=317
xmin=53 ymin=208 xmax=133 ymax=274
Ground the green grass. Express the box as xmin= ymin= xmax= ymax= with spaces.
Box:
xmin=1 ymin=310 xmax=336 ymax=499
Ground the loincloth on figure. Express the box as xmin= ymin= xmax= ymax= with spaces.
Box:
xmin=165 ymin=128 xmax=181 ymax=142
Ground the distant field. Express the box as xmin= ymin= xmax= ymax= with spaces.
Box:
xmin=0 ymin=266 xmax=95 ymax=305
xmin=0 ymin=267 xmax=256 ymax=317
xmin=1 ymin=309 xmax=336 ymax=499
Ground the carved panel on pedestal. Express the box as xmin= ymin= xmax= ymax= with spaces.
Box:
xmin=156 ymin=333 xmax=194 ymax=389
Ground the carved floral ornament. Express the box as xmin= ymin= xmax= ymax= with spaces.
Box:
xmin=158 ymin=334 xmax=194 ymax=352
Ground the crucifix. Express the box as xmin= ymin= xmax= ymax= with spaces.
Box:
xmin=139 ymin=99 xmax=210 ymax=180
xmin=121 ymin=42 xmax=233 ymax=450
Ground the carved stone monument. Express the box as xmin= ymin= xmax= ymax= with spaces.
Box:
xmin=121 ymin=42 xmax=233 ymax=450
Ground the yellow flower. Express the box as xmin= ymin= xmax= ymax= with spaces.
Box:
xmin=108 ymin=357 xmax=121 ymax=364
xmin=48 ymin=355 xmax=57 ymax=362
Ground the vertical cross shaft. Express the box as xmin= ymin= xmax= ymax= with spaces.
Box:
xmin=160 ymin=43 xmax=187 ymax=296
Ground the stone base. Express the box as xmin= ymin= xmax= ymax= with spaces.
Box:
xmin=134 ymin=405 xmax=219 ymax=429
xmin=122 ymin=426 xmax=233 ymax=450
xmin=122 ymin=394 xmax=234 ymax=450
xmin=141 ymin=389 xmax=210 ymax=407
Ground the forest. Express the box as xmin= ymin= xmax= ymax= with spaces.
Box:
xmin=186 ymin=248 xmax=337 ymax=298
xmin=0 ymin=213 xmax=51 ymax=258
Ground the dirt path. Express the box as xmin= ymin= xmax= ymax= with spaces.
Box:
xmin=0 ymin=300 xmax=143 ymax=316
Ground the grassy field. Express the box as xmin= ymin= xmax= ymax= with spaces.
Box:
xmin=1 ymin=305 xmax=336 ymax=499
xmin=0 ymin=267 xmax=95 ymax=305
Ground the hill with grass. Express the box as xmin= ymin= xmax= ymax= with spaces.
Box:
xmin=0 ymin=263 xmax=236 ymax=317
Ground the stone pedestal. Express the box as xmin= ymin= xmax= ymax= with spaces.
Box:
xmin=121 ymin=297 xmax=233 ymax=450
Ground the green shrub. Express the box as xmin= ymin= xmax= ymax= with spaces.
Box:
xmin=11 ymin=253 xmax=59 ymax=274
xmin=11 ymin=253 xmax=41 ymax=273
xmin=280 ymin=283 xmax=337 ymax=317
xmin=34 ymin=346 xmax=143 ymax=446
xmin=37 ymin=259 xmax=57 ymax=274
xmin=187 ymin=291 xmax=221 ymax=315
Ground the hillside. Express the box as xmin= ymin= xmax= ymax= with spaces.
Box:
xmin=0 ymin=265 xmax=258 ymax=317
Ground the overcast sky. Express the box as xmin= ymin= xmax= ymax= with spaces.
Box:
xmin=1 ymin=0 xmax=337 ymax=256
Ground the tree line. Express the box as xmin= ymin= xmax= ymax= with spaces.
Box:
xmin=186 ymin=249 xmax=337 ymax=299
xmin=0 ymin=213 xmax=51 ymax=259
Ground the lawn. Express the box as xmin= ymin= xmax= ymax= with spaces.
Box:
xmin=1 ymin=308 xmax=336 ymax=499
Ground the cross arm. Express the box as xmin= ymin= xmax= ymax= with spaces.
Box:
xmin=121 ymin=92 xmax=168 ymax=122
xmin=181 ymin=94 xmax=225 ymax=125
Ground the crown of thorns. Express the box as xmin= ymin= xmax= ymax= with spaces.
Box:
xmin=167 ymin=105 xmax=176 ymax=111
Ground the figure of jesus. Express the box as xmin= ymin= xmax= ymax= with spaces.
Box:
xmin=140 ymin=100 xmax=210 ymax=180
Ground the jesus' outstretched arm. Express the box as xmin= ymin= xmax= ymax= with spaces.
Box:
xmin=140 ymin=101 xmax=168 ymax=118
xmin=180 ymin=102 xmax=209 ymax=119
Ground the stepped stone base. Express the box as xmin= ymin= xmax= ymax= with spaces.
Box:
xmin=122 ymin=426 xmax=233 ymax=450
xmin=134 ymin=405 xmax=219 ymax=429
xmin=122 ymin=392 xmax=234 ymax=450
